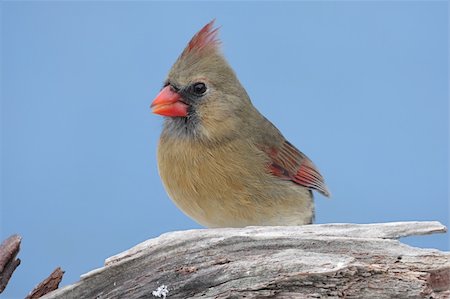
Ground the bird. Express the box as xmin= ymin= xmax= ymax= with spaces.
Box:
xmin=150 ymin=20 xmax=330 ymax=228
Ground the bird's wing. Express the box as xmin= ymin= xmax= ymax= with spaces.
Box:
xmin=262 ymin=140 xmax=330 ymax=197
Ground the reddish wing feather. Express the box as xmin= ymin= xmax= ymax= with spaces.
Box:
xmin=267 ymin=141 xmax=330 ymax=197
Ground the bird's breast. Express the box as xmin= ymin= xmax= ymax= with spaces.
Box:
xmin=156 ymin=136 xmax=313 ymax=227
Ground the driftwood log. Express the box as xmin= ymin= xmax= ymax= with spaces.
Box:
xmin=43 ymin=221 xmax=449 ymax=299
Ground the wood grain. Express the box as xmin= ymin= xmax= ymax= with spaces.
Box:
xmin=42 ymin=222 xmax=449 ymax=299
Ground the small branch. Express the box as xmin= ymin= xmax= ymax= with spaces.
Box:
xmin=0 ymin=234 xmax=22 ymax=293
xmin=26 ymin=267 xmax=64 ymax=299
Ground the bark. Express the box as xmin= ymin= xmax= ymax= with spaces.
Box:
xmin=0 ymin=234 xmax=22 ymax=293
xmin=25 ymin=267 xmax=65 ymax=299
xmin=42 ymin=221 xmax=449 ymax=299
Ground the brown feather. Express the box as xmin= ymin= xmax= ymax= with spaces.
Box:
xmin=264 ymin=140 xmax=330 ymax=197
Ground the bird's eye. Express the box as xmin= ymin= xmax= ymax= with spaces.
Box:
xmin=192 ymin=82 xmax=207 ymax=96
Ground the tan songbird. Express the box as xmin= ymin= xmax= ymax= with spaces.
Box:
xmin=151 ymin=20 xmax=330 ymax=228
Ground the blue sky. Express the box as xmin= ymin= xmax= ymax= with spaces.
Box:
xmin=1 ymin=2 xmax=448 ymax=298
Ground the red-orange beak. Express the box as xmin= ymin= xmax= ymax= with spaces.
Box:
xmin=151 ymin=86 xmax=189 ymax=117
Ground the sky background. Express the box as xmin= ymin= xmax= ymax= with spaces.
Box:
xmin=1 ymin=1 xmax=448 ymax=298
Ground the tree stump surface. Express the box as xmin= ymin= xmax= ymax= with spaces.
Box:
xmin=42 ymin=221 xmax=449 ymax=299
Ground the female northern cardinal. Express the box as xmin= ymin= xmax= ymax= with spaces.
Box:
xmin=151 ymin=21 xmax=330 ymax=228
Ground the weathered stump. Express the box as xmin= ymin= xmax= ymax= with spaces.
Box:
xmin=42 ymin=221 xmax=449 ymax=299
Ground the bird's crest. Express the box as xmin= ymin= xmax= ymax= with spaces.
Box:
xmin=181 ymin=20 xmax=220 ymax=57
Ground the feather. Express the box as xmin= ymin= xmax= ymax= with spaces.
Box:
xmin=181 ymin=19 xmax=220 ymax=58
xmin=265 ymin=140 xmax=330 ymax=197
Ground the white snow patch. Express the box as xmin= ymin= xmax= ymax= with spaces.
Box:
xmin=152 ymin=284 xmax=169 ymax=298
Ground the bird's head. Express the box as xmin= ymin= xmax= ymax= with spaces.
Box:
xmin=151 ymin=20 xmax=253 ymax=142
